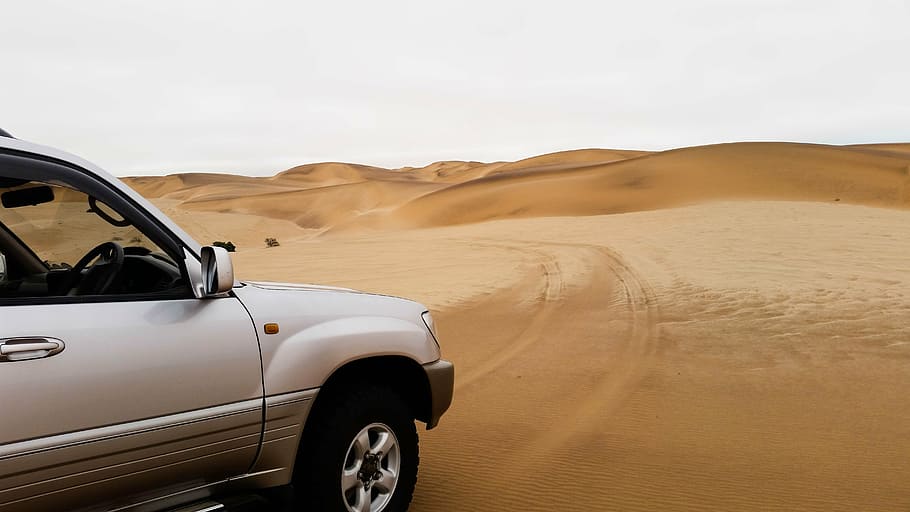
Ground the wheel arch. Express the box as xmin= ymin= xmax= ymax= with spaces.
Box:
xmin=291 ymin=355 xmax=430 ymax=485
xmin=311 ymin=355 xmax=433 ymax=428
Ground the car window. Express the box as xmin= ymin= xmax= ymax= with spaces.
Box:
xmin=0 ymin=179 xmax=191 ymax=300
xmin=1 ymin=183 xmax=156 ymax=268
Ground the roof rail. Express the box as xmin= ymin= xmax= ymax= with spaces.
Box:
xmin=0 ymin=128 xmax=13 ymax=138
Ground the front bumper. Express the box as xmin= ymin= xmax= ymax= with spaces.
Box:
xmin=422 ymin=359 xmax=454 ymax=429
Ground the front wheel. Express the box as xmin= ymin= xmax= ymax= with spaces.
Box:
xmin=294 ymin=386 xmax=419 ymax=512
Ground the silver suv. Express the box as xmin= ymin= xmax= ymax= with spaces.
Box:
xmin=0 ymin=131 xmax=454 ymax=512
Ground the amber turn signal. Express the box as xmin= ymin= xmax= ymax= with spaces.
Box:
xmin=263 ymin=323 xmax=280 ymax=335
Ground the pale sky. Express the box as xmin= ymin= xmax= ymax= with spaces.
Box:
xmin=2 ymin=0 xmax=909 ymax=176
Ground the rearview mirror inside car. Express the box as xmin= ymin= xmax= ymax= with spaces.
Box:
xmin=1 ymin=186 xmax=54 ymax=208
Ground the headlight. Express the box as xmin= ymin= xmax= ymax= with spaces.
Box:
xmin=421 ymin=311 xmax=439 ymax=346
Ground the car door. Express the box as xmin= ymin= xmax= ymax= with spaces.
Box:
xmin=0 ymin=155 xmax=263 ymax=512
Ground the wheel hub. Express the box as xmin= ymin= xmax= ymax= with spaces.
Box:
xmin=358 ymin=452 xmax=382 ymax=486
xmin=342 ymin=422 xmax=401 ymax=512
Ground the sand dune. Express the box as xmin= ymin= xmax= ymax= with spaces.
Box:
xmin=489 ymin=147 xmax=651 ymax=173
xmin=129 ymin=142 xmax=910 ymax=235
xmin=392 ymin=142 xmax=910 ymax=228
xmin=124 ymin=172 xmax=268 ymax=198
xmin=126 ymin=142 xmax=910 ymax=511
xmin=183 ymin=180 xmax=443 ymax=230
xmin=848 ymin=142 xmax=910 ymax=158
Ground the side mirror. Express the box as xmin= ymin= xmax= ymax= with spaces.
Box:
xmin=200 ymin=246 xmax=234 ymax=296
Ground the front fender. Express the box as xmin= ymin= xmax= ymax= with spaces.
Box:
xmin=233 ymin=283 xmax=440 ymax=396
xmin=264 ymin=316 xmax=432 ymax=395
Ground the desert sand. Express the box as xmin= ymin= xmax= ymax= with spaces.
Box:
xmin=127 ymin=142 xmax=910 ymax=511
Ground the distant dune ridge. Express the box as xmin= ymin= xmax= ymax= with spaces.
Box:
xmin=125 ymin=142 xmax=910 ymax=234
xmin=125 ymin=141 xmax=910 ymax=511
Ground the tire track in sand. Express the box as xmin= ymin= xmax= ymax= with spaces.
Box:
xmin=412 ymin=239 xmax=662 ymax=511
xmin=454 ymin=242 xmax=567 ymax=390
xmin=457 ymin=239 xmax=660 ymax=405
xmin=529 ymin=244 xmax=662 ymax=451
xmin=483 ymin=242 xmax=663 ymax=511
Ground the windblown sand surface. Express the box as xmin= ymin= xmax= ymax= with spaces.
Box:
xmin=129 ymin=142 xmax=910 ymax=510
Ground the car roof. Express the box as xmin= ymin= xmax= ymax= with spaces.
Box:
xmin=0 ymin=134 xmax=202 ymax=258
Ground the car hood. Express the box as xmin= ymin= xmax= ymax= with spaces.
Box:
xmin=238 ymin=281 xmax=425 ymax=315
xmin=241 ymin=280 xmax=358 ymax=293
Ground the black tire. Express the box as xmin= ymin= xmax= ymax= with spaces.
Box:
xmin=293 ymin=385 xmax=419 ymax=512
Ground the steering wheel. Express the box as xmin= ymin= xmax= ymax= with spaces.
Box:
xmin=66 ymin=242 xmax=125 ymax=295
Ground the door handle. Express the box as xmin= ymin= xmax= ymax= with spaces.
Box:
xmin=0 ymin=337 xmax=65 ymax=362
